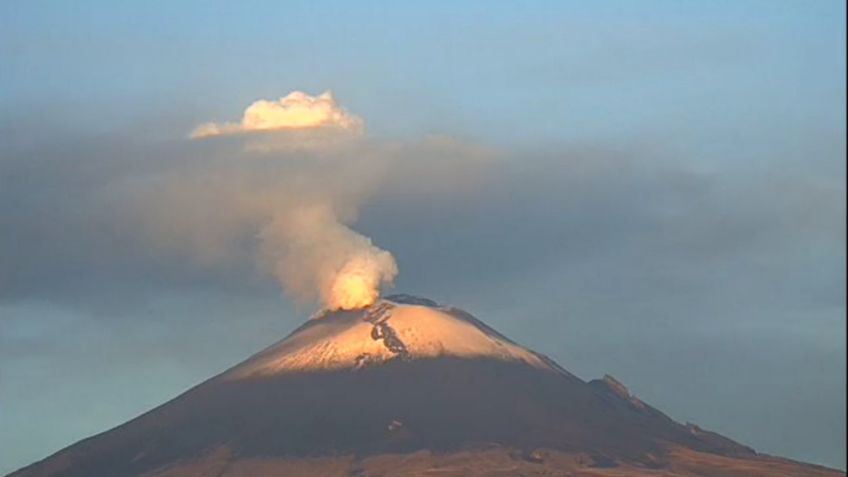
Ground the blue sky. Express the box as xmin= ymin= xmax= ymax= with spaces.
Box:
xmin=1 ymin=1 xmax=845 ymax=473
xmin=3 ymin=1 xmax=843 ymax=142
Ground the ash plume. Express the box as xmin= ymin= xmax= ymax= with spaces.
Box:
xmin=185 ymin=91 xmax=395 ymax=310
xmin=258 ymin=205 xmax=397 ymax=311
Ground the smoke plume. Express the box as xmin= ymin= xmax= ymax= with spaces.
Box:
xmin=259 ymin=205 xmax=397 ymax=311
xmin=188 ymin=91 xmax=395 ymax=311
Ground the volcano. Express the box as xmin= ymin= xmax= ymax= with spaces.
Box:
xmin=8 ymin=295 xmax=843 ymax=477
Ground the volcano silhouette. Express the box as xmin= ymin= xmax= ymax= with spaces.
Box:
xmin=8 ymin=295 xmax=843 ymax=477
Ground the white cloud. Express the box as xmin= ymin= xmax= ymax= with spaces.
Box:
xmin=190 ymin=91 xmax=364 ymax=139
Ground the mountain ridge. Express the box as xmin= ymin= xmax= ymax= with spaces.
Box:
xmin=7 ymin=295 xmax=844 ymax=477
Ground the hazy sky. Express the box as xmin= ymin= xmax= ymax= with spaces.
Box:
xmin=1 ymin=1 xmax=845 ymax=473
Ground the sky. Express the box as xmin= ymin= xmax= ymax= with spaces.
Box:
xmin=0 ymin=0 xmax=845 ymax=473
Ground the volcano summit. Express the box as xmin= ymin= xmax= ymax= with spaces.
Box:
xmin=8 ymin=295 xmax=842 ymax=477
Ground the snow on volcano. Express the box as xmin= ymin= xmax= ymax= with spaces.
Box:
xmin=223 ymin=294 xmax=559 ymax=378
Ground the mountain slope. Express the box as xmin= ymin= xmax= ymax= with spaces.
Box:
xmin=7 ymin=295 xmax=843 ymax=477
